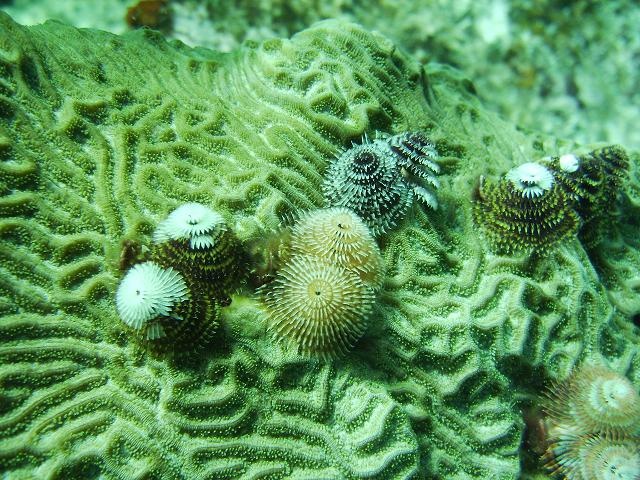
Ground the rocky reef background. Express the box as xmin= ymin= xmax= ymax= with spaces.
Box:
xmin=4 ymin=0 xmax=640 ymax=149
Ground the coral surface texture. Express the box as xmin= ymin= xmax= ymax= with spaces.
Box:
xmin=0 ymin=12 xmax=638 ymax=480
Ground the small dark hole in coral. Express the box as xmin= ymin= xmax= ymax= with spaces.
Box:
xmin=19 ymin=55 xmax=40 ymax=92
xmin=111 ymin=89 xmax=134 ymax=108
xmin=65 ymin=119 xmax=90 ymax=144
xmin=355 ymin=152 xmax=375 ymax=165
xmin=0 ymin=96 xmax=16 ymax=120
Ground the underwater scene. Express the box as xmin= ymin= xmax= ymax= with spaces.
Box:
xmin=0 ymin=1 xmax=639 ymax=479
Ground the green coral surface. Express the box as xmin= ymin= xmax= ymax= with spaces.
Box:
xmin=0 ymin=12 xmax=638 ymax=479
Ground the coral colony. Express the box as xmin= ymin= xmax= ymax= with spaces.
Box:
xmin=1 ymin=12 xmax=638 ymax=480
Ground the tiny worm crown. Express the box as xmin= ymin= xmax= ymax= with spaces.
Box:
xmin=558 ymin=153 xmax=580 ymax=173
xmin=544 ymin=434 xmax=640 ymax=480
xmin=544 ymin=365 xmax=640 ymax=437
xmin=324 ymin=138 xmax=411 ymax=237
xmin=388 ymin=131 xmax=440 ymax=209
xmin=115 ymin=202 xmax=247 ymax=351
xmin=542 ymin=365 xmax=640 ymax=480
xmin=115 ymin=260 xmax=219 ymax=353
xmin=475 ymin=145 xmax=629 ymax=253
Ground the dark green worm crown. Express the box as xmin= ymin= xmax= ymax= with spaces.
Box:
xmin=473 ymin=170 xmax=580 ymax=254
xmin=545 ymin=145 xmax=629 ymax=248
xmin=388 ymin=131 xmax=440 ymax=209
xmin=150 ymin=203 xmax=248 ymax=301
xmin=115 ymin=261 xmax=219 ymax=354
xmin=147 ymin=283 xmax=219 ymax=355
xmin=323 ymin=133 xmax=440 ymax=237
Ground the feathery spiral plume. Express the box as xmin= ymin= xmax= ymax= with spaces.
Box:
xmin=547 ymin=145 xmax=629 ymax=247
xmin=263 ymin=255 xmax=375 ymax=359
xmin=388 ymin=131 xmax=440 ymax=209
xmin=505 ymin=162 xmax=555 ymax=199
xmin=544 ymin=365 xmax=640 ymax=438
xmin=290 ymin=207 xmax=383 ymax=289
xmin=323 ymin=138 xmax=412 ymax=237
xmin=473 ymin=170 xmax=579 ymax=253
xmin=544 ymin=434 xmax=640 ymax=480
xmin=115 ymin=261 xmax=189 ymax=339
xmin=151 ymin=202 xmax=247 ymax=297
xmin=323 ymin=133 xmax=442 ymax=236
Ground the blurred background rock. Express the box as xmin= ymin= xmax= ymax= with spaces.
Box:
xmin=4 ymin=0 xmax=639 ymax=149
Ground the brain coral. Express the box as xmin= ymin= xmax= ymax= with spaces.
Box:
xmin=0 ymin=10 xmax=639 ymax=480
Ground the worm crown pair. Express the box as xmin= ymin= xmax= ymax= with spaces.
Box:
xmin=262 ymin=207 xmax=383 ymax=360
xmin=115 ymin=203 xmax=246 ymax=352
xmin=324 ymin=132 xmax=440 ymax=237
xmin=542 ymin=365 xmax=640 ymax=480
xmin=473 ymin=145 xmax=629 ymax=253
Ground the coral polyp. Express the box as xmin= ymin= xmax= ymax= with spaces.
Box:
xmin=115 ymin=261 xmax=189 ymax=339
xmin=290 ymin=207 xmax=383 ymax=289
xmin=472 ymin=172 xmax=579 ymax=253
xmin=263 ymin=255 xmax=375 ymax=359
xmin=544 ymin=365 xmax=640 ymax=437
xmin=151 ymin=203 xmax=247 ymax=297
xmin=3 ymin=12 xmax=640 ymax=480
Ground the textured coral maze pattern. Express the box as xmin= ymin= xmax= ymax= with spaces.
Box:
xmin=0 ymin=12 xmax=638 ymax=479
